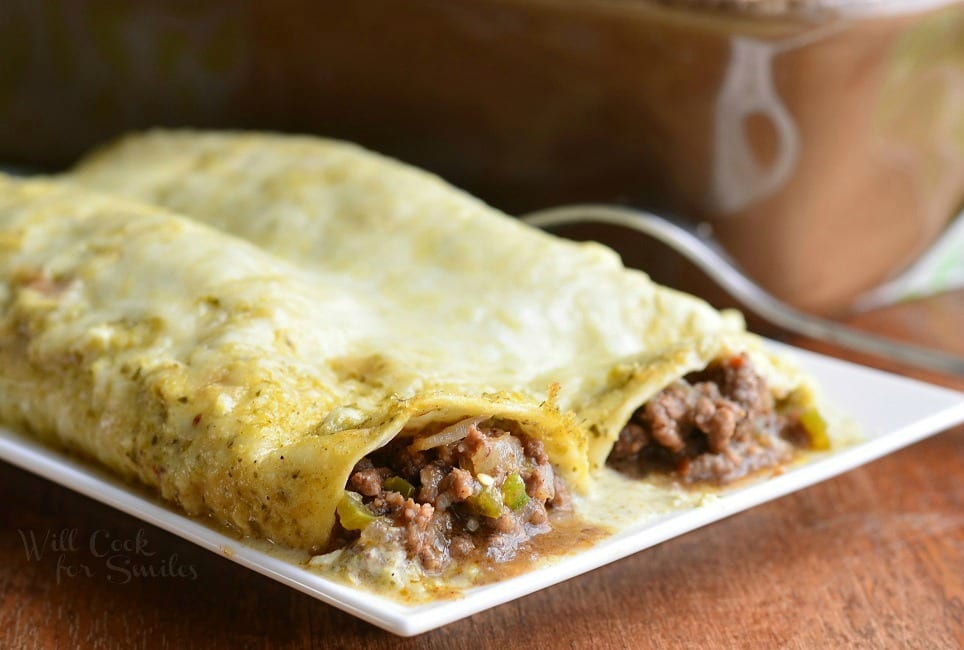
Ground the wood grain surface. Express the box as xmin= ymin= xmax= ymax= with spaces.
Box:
xmin=1 ymin=291 xmax=961 ymax=649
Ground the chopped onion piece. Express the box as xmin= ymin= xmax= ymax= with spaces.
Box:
xmin=469 ymin=433 xmax=522 ymax=476
xmin=409 ymin=416 xmax=488 ymax=451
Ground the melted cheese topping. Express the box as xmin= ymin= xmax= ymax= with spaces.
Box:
xmin=0 ymin=131 xmax=823 ymax=562
xmin=0 ymin=178 xmax=584 ymax=550
xmin=69 ymin=130 xmax=815 ymax=472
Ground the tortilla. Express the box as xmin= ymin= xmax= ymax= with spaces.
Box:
xmin=69 ymin=130 xmax=818 ymax=473
xmin=0 ymin=176 xmax=592 ymax=553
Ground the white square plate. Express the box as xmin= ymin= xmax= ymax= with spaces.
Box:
xmin=1 ymin=342 xmax=962 ymax=636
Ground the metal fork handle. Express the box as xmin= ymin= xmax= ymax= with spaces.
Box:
xmin=522 ymin=204 xmax=964 ymax=377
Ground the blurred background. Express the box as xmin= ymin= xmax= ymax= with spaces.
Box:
xmin=0 ymin=0 xmax=962 ymax=315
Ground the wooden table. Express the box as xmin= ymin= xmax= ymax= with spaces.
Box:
xmin=1 ymin=291 xmax=961 ymax=649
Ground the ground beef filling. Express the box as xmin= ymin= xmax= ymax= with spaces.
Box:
xmin=336 ymin=419 xmax=571 ymax=572
xmin=608 ymin=354 xmax=817 ymax=484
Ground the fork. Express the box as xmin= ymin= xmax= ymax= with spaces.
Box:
xmin=522 ymin=204 xmax=964 ymax=377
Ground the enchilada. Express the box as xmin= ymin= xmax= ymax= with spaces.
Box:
xmin=70 ymin=130 xmax=828 ymax=484
xmin=0 ymin=133 xmax=831 ymax=592
xmin=0 ymin=177 xmax=596 ymax=574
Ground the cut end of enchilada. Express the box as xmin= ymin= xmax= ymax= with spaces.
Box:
xmin=334 ymin=418 xmax=571 ymax=572
xmin=574 ymin=330 xmax=826 ymax=487
xmin=606 ymin=353 xmax=826 ymax=484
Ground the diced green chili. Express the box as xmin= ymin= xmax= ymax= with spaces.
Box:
xmin=468 ymin=484 xmax=504 ymax=519
xmin=384 ymin=476 xmax=416 ymax=499
xmin=501 ymin=472 xmax=529 ymax=511
xmin=337 ymin=491 xmax=379 ymax=531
